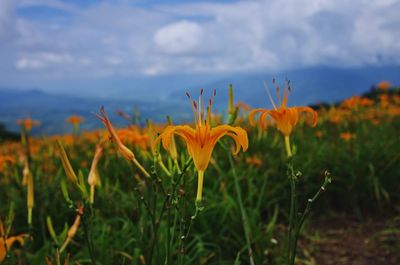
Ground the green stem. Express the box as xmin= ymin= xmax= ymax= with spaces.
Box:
xmin=287 ymin=168 xmax=296 ymax=265
xmin=196 ymin=171 xmax=204 ymax=202
xmin=163 ymin=159 xmax=191 ymax=265
xmin=89 ymin=185 xmax=95 ymax=205
xmin=228 ymin=153 xmax=255 ymax=265
xmin=149 ymin=192 xmax=168 ymax=265
xmin=157 ymin=155 xmax=172 ymax=177
xmin=131 ymin=157 xmax=150 ymax=178
xmin=174 ymin=159 xmax=182 ymax=174
xmin=291 ymin=174 xmax=331 ymax=265
xmin=82 ymin=213 xmax=96 ymax=265
xmin=284 ymin=136 xmax=292 ymax=158
xmin=165 ymin=195 xmax=172 ymax=265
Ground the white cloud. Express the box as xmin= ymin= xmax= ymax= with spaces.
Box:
xmin=16 ymin=58 xmax=45 ymax=70
xmin=1 ymin=0 xmax=399 ymax=80
xmin=142 ymin=65 xmax=164 ymax=76
xmin=154 ymin=20 xmax=203 ymax=55
xmin=16 ymin=52 xmax=86 ymax=70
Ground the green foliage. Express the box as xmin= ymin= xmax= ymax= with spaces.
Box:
xmin=0 ymin=100 xmax=399 ymax=264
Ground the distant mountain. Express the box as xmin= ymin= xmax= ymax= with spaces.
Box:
xmin=1 ymin=65 xmax=399 ymax=135
xmin=0 ymin=89 xmax=187 ymax=135
xmin=170 ymin=65 xmax=400 ymax=109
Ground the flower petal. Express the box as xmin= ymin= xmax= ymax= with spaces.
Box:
xmin=211 ymin=125 xmax=248 ymax=154
xmin=249 ymin=108 xmax=266 ymax=126
xmin=259 ymin=110 xmax=271 ymax=130
xmin=158 ymin=125 xmax=195 ymax=151
xmin=297 ymin=106 xmax=318 ymax=127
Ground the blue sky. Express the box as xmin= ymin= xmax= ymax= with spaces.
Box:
xmin=1 ymin=0 xmax=399 ymax=98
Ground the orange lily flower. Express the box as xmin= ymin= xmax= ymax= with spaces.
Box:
xmin=17 ymin=117 xmax=40 ymax=132
xmin=376 ymin=81 xmax=391 ymax=91
xmin=0 ymin=222 xmax=25 ymax=262
xmin=236 ymin=102 xmax=251 ymax=112
xmin=0 ymin=236 xmax=25 ymax=262
xmin=66 ymin=115 xmax=84 ymax=125
xmin=157 ymin=89 xmax=248 ymax=202
xmin=249 ymin=80 xmax=317 ymax=157
xmin=0 ymin=155 xmax=15 ymax=172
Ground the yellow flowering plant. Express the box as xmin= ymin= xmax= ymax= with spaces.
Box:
xmin=157 ymin=89 xmax=248 ymax=203
xmin=249 ymin=80 xmax=330 ymax=265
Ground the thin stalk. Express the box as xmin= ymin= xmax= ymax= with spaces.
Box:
xmin=196 ymin=171 xmax=204 ymax=202
xmin=59 ymin=238 xmax=70 ymax=253
xmin=291 ymin=173 xmax=331 ymax=265
xmin=82 ymin=214 xmax=96 ymax=265
xmin=228 ymin=153 xmax=255 ymax=265
xmin=167 ymin=206 xmax=179 ymax=265
xmin=180 ymin=159 xmax=193 ymax=263
xmin=179 ymin=201 xmax=202 ymax=264
xmin=148 ymin=193 xmax=168 ymax=265
xmin=164 ymin=160 xmax=191 ymax=265
xmin=174 ymin=159 xmax=182 ymax=174
xmin=131 ymin=157 xmax=150 ymax=177
xmin=284 ymin=136 xmax=292 ymax=158
xmin=284 ymin=135 xmax=295 ymax=265
xmin=165 ymin=195 xmax=172 ymax=265
xmin=157 ymin=155 xmax=172 ymax=177
xmin=156 ymin=159 xmax=191 ymax=265
xmin=133 ymin=188 xmax=155 ymax=224
xmin=286 ymin=169 xmax=296 ymax=265
xmin=89 ymin=185 xmax=95 ymax=205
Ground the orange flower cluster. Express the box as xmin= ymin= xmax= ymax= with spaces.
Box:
xmin=327 ymin=108 xmax=351 ymax=124
xmin=117 ymin=126 xmax=149 ymax=150
xmin=0 ymin=79 xmax=398 ymax=206
xmin=340 ymin=96 xmax=373 ymax=109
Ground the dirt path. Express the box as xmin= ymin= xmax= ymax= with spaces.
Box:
xmin=304 ymin=216 xmax=400 ymax=265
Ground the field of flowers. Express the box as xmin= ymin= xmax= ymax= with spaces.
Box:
xmin=0 ymin=81 xmax=399 ymax=265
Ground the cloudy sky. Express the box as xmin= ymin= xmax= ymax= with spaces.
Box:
xmin=1 ymin=0 xmax=399 ymax=97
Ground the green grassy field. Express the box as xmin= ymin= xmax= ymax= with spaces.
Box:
xmin=1 ymin=84 xmax=399 ymax=265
